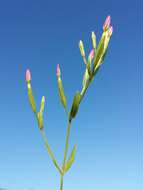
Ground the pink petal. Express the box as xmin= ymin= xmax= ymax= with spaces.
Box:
xmin=56 ymin=64 xmax=61 ymax=77
xmin=109 ymin=26 xmax=113 ymax=36
xmin=103 ymin=15 xmax=111 ymax=31
xmin=25 ymin=69 xmax=31 ymax=82
xmin=89 ymin=49 xmax=95 ymax=63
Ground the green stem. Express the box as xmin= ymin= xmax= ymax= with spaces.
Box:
xmin=60 ymin=175 xmax=64 ymax=190
xmin=59 ymin=118 xmax=72 ymax=190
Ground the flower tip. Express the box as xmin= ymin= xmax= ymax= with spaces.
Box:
xmin=103 ymin=15 xmax=111 ymax=31
xmin=25 ymin=69 xmax=31 ymax=82
xmin=56 ymin=64 xmax=61 ymax=77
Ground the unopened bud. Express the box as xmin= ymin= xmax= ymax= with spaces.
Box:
xmin=79 ymin=40 xmax=85 ymax=57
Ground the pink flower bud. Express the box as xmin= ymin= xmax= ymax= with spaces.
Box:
xmin=25 ymin=69 xmax=31 ymax=82
xmin=109 ymin=26 xmax=113 ymax=36
xmin=56 ymin=64 xmax=61 ymax=77
xmin=89 ymin=49 xmax=95 ymax=63
xmin=103 ymin=15 xmax=111 ymax=31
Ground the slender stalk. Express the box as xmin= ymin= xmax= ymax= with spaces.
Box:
xmin=40 ymin=129 xmax=62 ymax=175
xmin=35 ymin=113 xmax=62 ymax=174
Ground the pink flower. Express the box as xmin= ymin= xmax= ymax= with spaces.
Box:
xmin=103 ymin=15 xmax=111 ymax=31
xmin=89 ymin=49 xmax=95 ymax=63
xmin=56 ymin=64 xmax=61 ymax=77
xmin=25 ymin=69 xmax=31 ymax=82
xmin=109 ymin=26 xmax=113 ymax=36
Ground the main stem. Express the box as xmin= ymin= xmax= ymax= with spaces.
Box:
xmin=60 ymin=118 xmax=72 ymax=190
xmin=63 ymin=119 xmax=71 ymax=167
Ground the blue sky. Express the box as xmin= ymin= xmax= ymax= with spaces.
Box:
xmin=0 ymin=0 xmax=143 ymax=190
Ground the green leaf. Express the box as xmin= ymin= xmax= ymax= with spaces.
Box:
xmin=69 ymin=92 xmax=81 ymax=121
xmin=58 ymin=77 xmax=67 ymax=111
xmin=64 ymin=145 xmax=76 ymax=172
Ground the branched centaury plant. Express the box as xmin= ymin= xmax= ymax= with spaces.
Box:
xmin=25 ymin=15 xmax=113 ymax=190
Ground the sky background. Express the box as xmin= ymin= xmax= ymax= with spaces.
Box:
xmin=0 ymin=0 xmax=143 ymax=190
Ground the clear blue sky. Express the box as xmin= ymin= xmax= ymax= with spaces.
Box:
xmin=0 ymin=0 xmax=143 ymax=190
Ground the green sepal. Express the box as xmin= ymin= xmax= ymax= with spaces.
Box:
xmin=37 ymin=112 xmax=43 ymax=130
xmin=69 ymin=92 xmax=81 ymax=121
xmin=58 ymin=77 xmax=67 ymax=110
xmin=64 ymin=145 xmax=76 ymax=173
xmin=82 ymin=68 xmax=89 ymax=88
xmin=27 ymin=82 xmax=36 ymax=113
